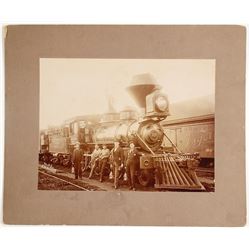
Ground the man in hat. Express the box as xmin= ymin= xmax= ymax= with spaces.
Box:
xmin=99 ymin=144 xmax=110 ymax=182
xmin=110 ymin=140 xmax=124 ymax=189
xmin=88 ymin=144 xmax=102 ymax=179
xmin=126 ymin=140 xmax=139 ymax=191
xmin=72 ymin=142 xmax=83 ymax=179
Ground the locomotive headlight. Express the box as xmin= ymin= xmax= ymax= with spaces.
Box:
xmin=155 ymin=96 xmax=168 ymax=111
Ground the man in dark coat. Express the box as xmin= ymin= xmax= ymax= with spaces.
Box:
xmin=126 ymin=141 xmax=139 ymax=191
xmin=110 ymin=140 xmax=124 ymax=189
xmin=72 ymin=142 xmax=83 ymax=179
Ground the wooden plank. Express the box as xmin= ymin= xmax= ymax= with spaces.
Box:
xmin=165 ymin=158 xmax=174 ymax=185
xmin=173 ymin=162 xmax=190 ymax=186
xmin=158 ymin=158 xmax=166 ymax=185
xmin=170 ymin=156 xmax=191 ymax=186
xmin=162 ymin=157 xmax=170 ymax=185
xmin=166 ymin=156 xmax=180 ymax=185
xmin=168 ymin=157 xmax=185 ymax=186
xmin=180 ymin=168 xmax=196 ymax=186
xmin=168 ymin=161 xmax=180 ymax=185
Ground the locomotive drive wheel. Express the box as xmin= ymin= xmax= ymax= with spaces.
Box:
xmin=42 ymin=155 xmax=49 ymax=163
xmin=51 ymin=157 xmax=59 ymax=165
xmin=137 ymin=169 xmax=154 ymax=187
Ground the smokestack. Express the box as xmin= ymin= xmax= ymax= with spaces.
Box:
xmin=126 ymin=73 xmax=161 ymax=108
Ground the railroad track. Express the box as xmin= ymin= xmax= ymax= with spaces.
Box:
xmin=38 ymin=167 xmax=214 ymax=192
xmin=38 ymin=170 xmax=89 ymax=191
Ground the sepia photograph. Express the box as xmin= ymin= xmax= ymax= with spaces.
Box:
xmin=39 ymin=58 xmax=215 ymax=192
xmin=1 ymin=0 xmax=248 ymax=247
xmin=4 ymin=24 xmax=246 ymax=227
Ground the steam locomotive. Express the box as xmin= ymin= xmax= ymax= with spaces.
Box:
xmin=40 ymin=73 xmax=204 ymax=190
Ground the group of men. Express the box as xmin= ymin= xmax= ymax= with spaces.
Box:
xmin=72 ymin=140 xmax=139 ymax=190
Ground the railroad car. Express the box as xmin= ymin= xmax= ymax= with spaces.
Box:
xmin=162 ymin=95 xmax=214 ymax=167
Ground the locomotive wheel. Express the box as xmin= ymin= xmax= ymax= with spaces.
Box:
xmin=137 ymin=169 xmax=154 ymax=187
xmin=51 ymin=157 xmax=59 ymax=165
xmin=42 ymin=155 xmax=49 ymax=164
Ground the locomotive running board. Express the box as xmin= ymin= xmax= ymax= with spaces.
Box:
xmin=153 ymin=155 xmax=205 ymax=191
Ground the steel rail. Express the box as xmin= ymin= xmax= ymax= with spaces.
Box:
xmin=39 ymin=170 xmax=89 ymax=191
